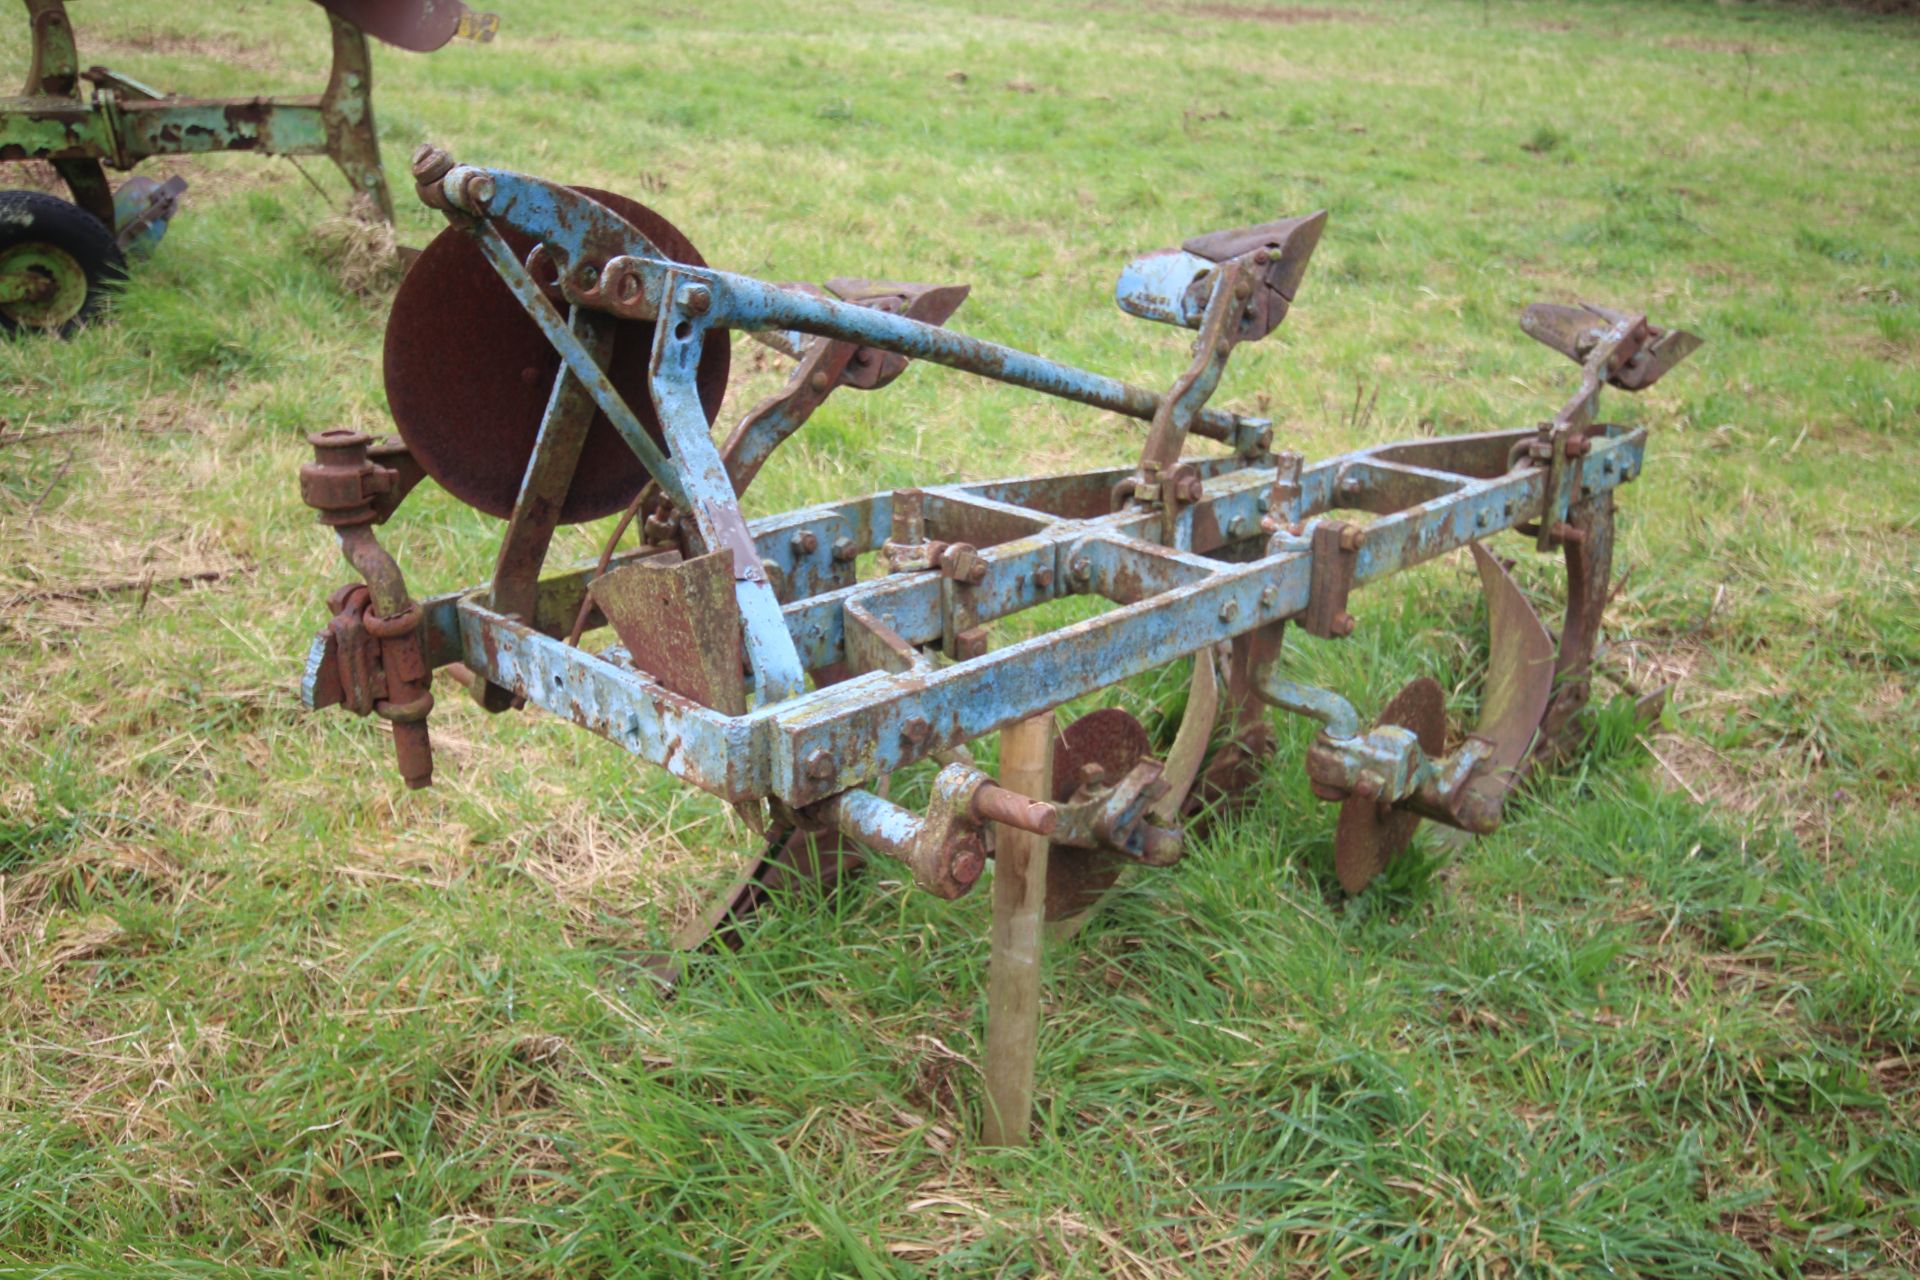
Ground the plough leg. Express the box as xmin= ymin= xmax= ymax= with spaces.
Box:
xmin=982 ymin=712 xmax=1054 ymax=1147
xmin=1539 ymin=491 xmax=1616 ymax=760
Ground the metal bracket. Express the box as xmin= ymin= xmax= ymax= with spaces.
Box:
xmin=1301 ymin=520 xmax=1362 ymax=639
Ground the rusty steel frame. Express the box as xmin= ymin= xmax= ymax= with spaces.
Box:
xmin=301 ymin=152 xmax=1695 ymax=918
xmin=363 ymin=425 xmax=1642 ymax=810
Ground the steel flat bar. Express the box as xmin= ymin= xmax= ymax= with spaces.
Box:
xmin=490 ymin=307 xmax=615 ymax=620
xmin=115 ymin=97 xmax=329 ymax=160
xmin=452 ymin=600 xmax=749 ymax=796
xmin=468 ymin=222 xmax=689 ymax=507
xmin=649 ymin=283 xmax=807 ymax=706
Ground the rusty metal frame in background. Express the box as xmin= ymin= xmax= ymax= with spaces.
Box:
xmin=0 ymin=0 xmax=498 ymax=230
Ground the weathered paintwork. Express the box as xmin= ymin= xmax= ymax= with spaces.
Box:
xmin=309 ymin=423 xmax=1649 ymax=812
xmin=302 ymin=159 xmax=1697 ymax=910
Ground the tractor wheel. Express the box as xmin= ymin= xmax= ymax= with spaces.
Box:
xmin=0 ymin=190 xmax=126 ymax=337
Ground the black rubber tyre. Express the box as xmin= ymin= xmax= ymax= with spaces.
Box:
xmin=0 ymin=189 xmax=127 ymax=338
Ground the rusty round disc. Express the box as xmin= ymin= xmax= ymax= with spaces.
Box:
xmin=1334 ymin=676 xmax=1447 ymax=895
xmin=384 ymin=187 xmax=728 ymax=524
xmin=1045 ymin=707 xmax=1150 ymax=922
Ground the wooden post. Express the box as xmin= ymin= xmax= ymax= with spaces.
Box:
xmin=981 ymin=711 xmax=1054 ymax=1147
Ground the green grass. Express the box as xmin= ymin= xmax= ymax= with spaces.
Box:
xmin=1 ymin=0 xmax=1917 ymax=1274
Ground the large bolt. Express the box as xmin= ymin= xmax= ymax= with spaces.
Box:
xmin=900 ymin=716 xmax=932 ymax=745
xmin=459 ymin=171 xmax=494 ymax=211
xmin=971 ymin=782 xmax=1058 ymax=836
xmin=1331 ymin=611 xmax=1357 ymax=637
xmin=1069 ymin=556 xmax=1092 ymax=583
xmin=1033 ymin=566 xmax=1054 ymax=589
xmin=681 ymin=284 xmax=712 ymax=316
xmin=410 ymin=143 xmax=453 ymax=183
xmin=946 ymin=833 xmax=987 ymax=890
xmin=1219 ymin=599 xmax=1240 ymax=623
xmin=1339 ymin=525 xmax=1366 ymax=552
xmin=940 ymin=543 xmax=987 ymax=585
xmin=789 ymin=530 xmax=819 ymax=556
xmin=832 ymin=538 xmax=858 ymax=563
xmin=805 ymin=749 xmax=836 ymax=781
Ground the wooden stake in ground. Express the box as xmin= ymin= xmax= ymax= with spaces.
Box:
xmin=981 ymin=711 xmax=1054 ymax=1147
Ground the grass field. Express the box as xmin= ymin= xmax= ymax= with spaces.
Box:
xmin=2 ymin=0 xmax=1918 ymax=1274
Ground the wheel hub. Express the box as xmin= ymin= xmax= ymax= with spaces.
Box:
xmin=0 ymin=242 xmax=87 ymax=330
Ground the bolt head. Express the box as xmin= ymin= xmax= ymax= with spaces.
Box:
xmin=805 ymin=749 xmax=836 ymax=780
xmin=1339 ymin=525 xmax=1365 ymax=552
xmin=790 ymin=530 xmax=819 ymax=556
xmin=832 ymin=538 xmax=857 ymax=563
xmin=1332 ymin=612 xmax=1357 ymax=637
xmin=1219 ymin=599 xmax=1240 ymax=623
xmin=900 ymin=716 xmax=931 ymax=744
xmin=949 ymin=837 xmax=986 ymax=887
xmin=1260 ymin=585 xmax=1279 ymax=609
xmin=681 ymin=284 xmax=712 ymax=315
xmin=1034 ymin=567 xmax=1053 ymax=589
xmin=410 ymin=143 xmax=452 ymax=182
xmin=1070 ymin=556 xmax=1091 ymax=581
xmin=463 ymin=172 xmax=495 ymax=210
